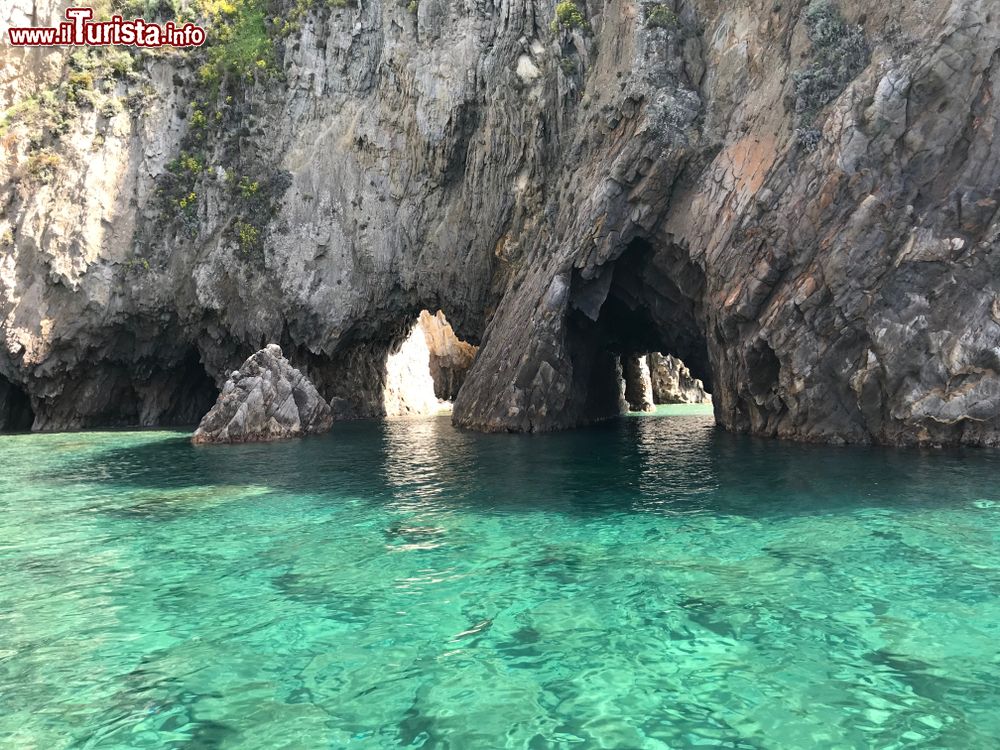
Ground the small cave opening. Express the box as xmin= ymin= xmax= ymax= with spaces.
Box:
xmin=0 ymin=374 xmax=35 ymax=432
xmin=383 ymin=309 xmax=479 ymax=418
xmin=620 ymin=353 xmax=713 ymax=413
xmin=35 ymin=348 xmax=220 ymax=430
xmin=566 ymin=238 xmax=713 ymax=425
xmin=298 ymin=309 xmax=480 ymax=421
xmin=136 ymin=348 xmax=220 ymax=427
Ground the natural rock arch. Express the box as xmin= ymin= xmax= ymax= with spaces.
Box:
xmin=452 ymin=236 xmax=713 ymax=431
xmin=289 ymin=308 xmax=478 ymax=421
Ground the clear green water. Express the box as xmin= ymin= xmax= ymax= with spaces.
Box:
xmin=2 ymin=408 xmax=1000 ymax=749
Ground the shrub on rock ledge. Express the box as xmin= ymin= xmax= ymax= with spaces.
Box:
xmin=645 ymin=4 xmax=678 ymax=30
xmin=551 ymin=1 xmax=587 ymax=32
xmin=792 ymin=0 xmax=869 ymax=126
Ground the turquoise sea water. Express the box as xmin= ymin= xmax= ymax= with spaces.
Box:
xmin=2 ymin=407 xmax=999 ymax=749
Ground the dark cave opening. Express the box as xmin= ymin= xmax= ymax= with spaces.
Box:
xmin=45 ymin=348 xmax=220 ymax=430
xmin=139 ymin=348 xmax=220 ymax=427
xmin=0 ymin=375 xmax=35 ymax=432
xmin=567 ymin=238 xmax=713 ymax=424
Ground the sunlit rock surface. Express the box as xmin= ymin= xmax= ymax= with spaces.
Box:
xmin=383 ymin=321 xmax=448 ymax=418
xmin=623 ymin=355 xmax=655 ymax=413
xmin=419 ymin=310 xmax=478 ymax=402
xmin=192 ymin=345 xmax=332 ymax=444
xmin=648 ymin=353 xmax=711 ymax=405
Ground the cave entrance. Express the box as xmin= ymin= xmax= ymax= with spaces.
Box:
xmin=137 ymin=348 xmax=220 ymax=427
xmin=0 ymin=375 xmax=35 ymax=432
xmin=567 ymin=238 xmax=713 ymax=424
xmin=620 ymin=353 xmax=712 ymax=413
xmin=27 ymin=347 xmax=220 ymax=431
xmin=382 ymin=309 xmax=479 ymax=418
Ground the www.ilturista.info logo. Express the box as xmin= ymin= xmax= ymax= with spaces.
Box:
xmin=7 ymin=7 xmax=206 ymax=48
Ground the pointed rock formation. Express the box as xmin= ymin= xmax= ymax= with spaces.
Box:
xmin=192 ymin=345 xmax=332 ymax=444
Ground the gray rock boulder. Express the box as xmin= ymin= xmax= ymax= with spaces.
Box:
xmin=192 ymin=345 xmax=332 ymax=444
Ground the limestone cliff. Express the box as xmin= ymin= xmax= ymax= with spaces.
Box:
xmin=2 ymin=0 xmax=999 ymax=446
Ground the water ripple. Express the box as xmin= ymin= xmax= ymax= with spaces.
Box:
xmin=0 ymin=412 xmax=999 ymax=748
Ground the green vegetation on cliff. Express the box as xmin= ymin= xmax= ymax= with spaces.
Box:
xmin=0 ymin=47 xmax=140 ymax=189
xmin=792 ymin=0 xmax=869 ymax=148
xmin=645 ymin=4 xmax=679 ymax=29
xmin=551 ymin=1 xmax=587 ymax=33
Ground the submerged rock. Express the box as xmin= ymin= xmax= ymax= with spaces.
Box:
xmin=192 ymin=345 xmax=332 ymax=444
xmin=648 ymin=354 xmax=711 ymax=405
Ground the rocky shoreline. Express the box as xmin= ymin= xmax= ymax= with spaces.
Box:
xmin=190 ymin=333 xmax=713 ymax=442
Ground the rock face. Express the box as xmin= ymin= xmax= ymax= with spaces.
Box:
xmin=3 ymin=0 xmax=1000 ymax=446
xmin=648 ymin=354 xmax=711 ymax=405
xmin=419 ymin=311 xmax=478 ymax=402
xmin=622 ymin=356 xmax=656 ymax=413
xmin=192 ymin=345 xmax=332 ymax=444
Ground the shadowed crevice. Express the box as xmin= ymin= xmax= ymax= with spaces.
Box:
xmin=0 ymin=375 xmax=34 ymax=432
xmin=563 ymin=238 xmax=713 ymax=425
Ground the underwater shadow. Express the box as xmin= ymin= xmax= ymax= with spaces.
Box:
xmin=46 ymin=412 xmax=1000 ymax=521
